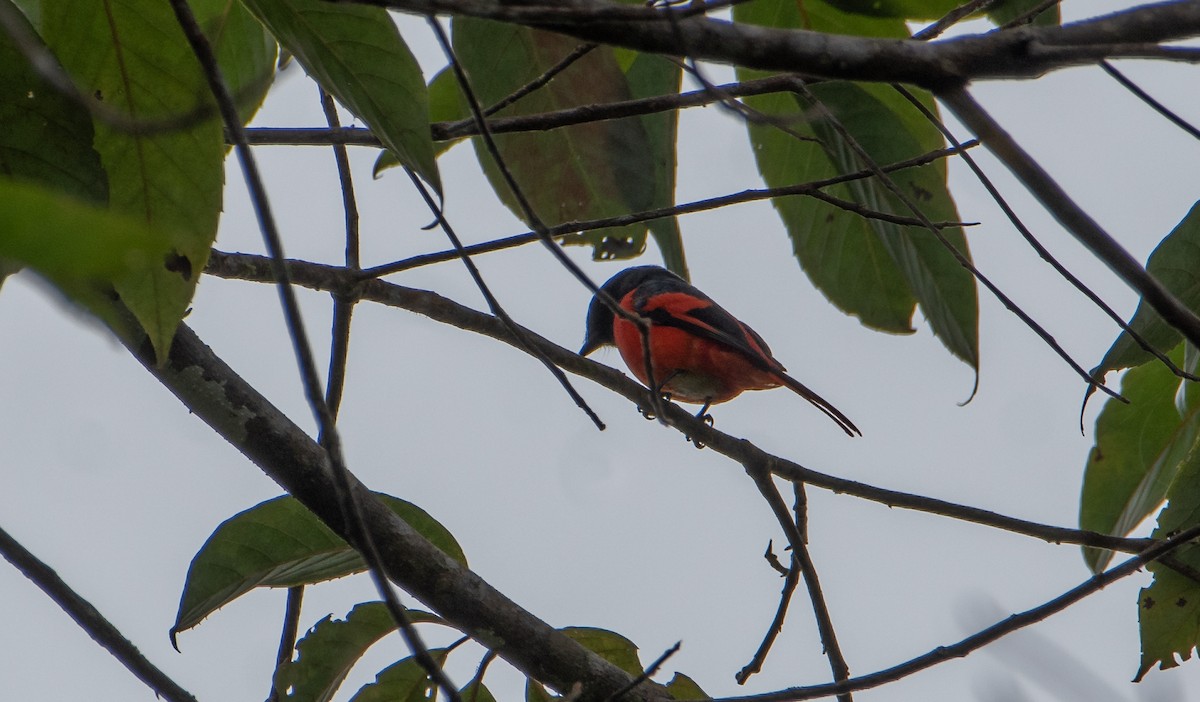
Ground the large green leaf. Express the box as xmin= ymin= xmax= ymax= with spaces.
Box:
xmin=40 ymin=0 xmax=228 ymax=362
xmin=1090 ymin=201 xmax=1200 ymax=382
xmin=1080 ymin=345 xmax=1200 ymax=572
xmin=242 ymin=0 xmax=440 ymax=194
xmin=171 ymin=494 xmax=466 ymax=641
xmin=275 ymin=602 xmax=446 ymax=702
xmin=735 ymin=0 xmax=978 ymax=368
xmin=452 ymin=19 xmax=682 ymax=270
xmin=347 ymin=649 xmax=449 ymax=702
xmin=0 ymin=178 xmax=174 ymax=314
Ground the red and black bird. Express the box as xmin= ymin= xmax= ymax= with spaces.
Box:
xmin=580 ymin=265 xmax=860 ymax=436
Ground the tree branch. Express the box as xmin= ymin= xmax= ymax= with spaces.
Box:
xmin=334 ymin=0 xmax=1200 ymax=88
xmin=204 ymin=250 xmax=1152 ymax=555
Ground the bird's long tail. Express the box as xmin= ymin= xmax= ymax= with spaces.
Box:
xmin=775 ymin=370 xmax=861 ymax=437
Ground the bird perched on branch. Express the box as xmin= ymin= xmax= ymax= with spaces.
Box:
xmin=580 ymin=265 xmax=860 ymax=437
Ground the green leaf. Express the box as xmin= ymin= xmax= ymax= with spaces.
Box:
xmin=1135 ymin=449 xmax=1200 ymax=680
xmin=621 ymin=51 xmax=686 ymax=278
xmin=347 ymin=649 xmax=449 ymax=702
xmin=242 ymin=0 xmax=440 ymax=194
xmin=171 ymin=494 xmax=465 ymax=641
xmin=524 ymin=627 xmax=643 ymax=702
xmin=209 ymin=0 xmax=278 ymax=126
xmin=735 ymin=0 xmax=978 ymax=369
xmin=1136 ymin=563 xmax=1200 ymax=681
xmin=0 ymin=179 xmax=175 ymax=315
xmin=1091 ymin=201 xmax=1200 ymax=380
xmin=823 ymin=0 xmax=963 ymax=20
xmin=275 ymin=602 xmax=446 ymax=702
xmin=41 ymin=0 xmax=227 ymax=363
xmin=666 ymin=673 xmax=709 ymax=700
xmin=988 ymin=0 xmax=1061 ymax=27
xmin=460 ymin=681 xmax=498 ymax=702
xmin=452 ymin=20 xmax=679 ymax=266
xmin=1080 ymin=345 xmax=1200 ymax=572
xmin=375 ymin=65 xmax=465 ymax=176
xmin=0 ymin=0 xmax=105 ymax=204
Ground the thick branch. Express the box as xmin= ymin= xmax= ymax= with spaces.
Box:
xmin=117 ymin=323 xmax=667 ymax=702
xmin=337 ymin=0 xmax=1200 ymax=88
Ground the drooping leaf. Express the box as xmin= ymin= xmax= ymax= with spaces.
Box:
xmin=242 ymin=0 xmax=440 ymax=194
xmin=347 ymin=649 xmax=449 ymax=702
xmin=375 ymin=65 xmax=465 ymax=175
xmin=171 ymin=494 xmax=465 ymax=641
xmin=275 ymin=602 xmax=446 ymax=702
xmin=1080 ymin=345 xmax=1200 ymax=572
xmin=40 ymin=0 xmax=228 ymax=362
xmin=735 ymin=0 xmax=978 ymax=369
xmin=0 ymin=179 xmax=174 ymax=316
xmin=1090 ymin=201 xmax=1200 ymax=384
xmin=452 ymin=19 xmax=680 ymax=268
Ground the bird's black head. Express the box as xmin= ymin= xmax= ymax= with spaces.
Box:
xmin=579 ymin=265 xmax=683 ymax=356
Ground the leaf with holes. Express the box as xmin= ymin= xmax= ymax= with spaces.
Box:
xmin=274 ymin=602 xmax=447 ymax=702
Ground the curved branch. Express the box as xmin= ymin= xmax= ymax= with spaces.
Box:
xmin=204 ymin=250 xmax=1151 ymax=555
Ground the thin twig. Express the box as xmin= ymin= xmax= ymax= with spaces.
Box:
xmin=1100 ymin=60 xmax=1200 ymax=142
xmin=789 ymin=77 xmax=1124 ymax=403
xmin=998 ymin=0 xmax=1060 ymax=29
xmin=266 ymin=586 xmax=304 ymax=702
xmin=938 ymin=84 xmax=1200 ymax=352
xmin=206 ymin=249 xmax=1155 ymax=554
xmin=483 ymin=42 xmax=598 ymax=116
xmin=164 ymin=3 xmax=460 ymax=699
xmin=0 ymin=525 xmax=200 ymax=702
xmin=704 ymin=522 xmax=1200 ymax=702
xmin=745 ymin=466 xmax=852 ymax=702
xmin=403 ymin=167 xmax=606 ymax=429
xmin=361 ymin=142 xmax=977 ymax=280
xmin=736 ymin=543 xmax=802 ymax=683
xmin=913 ymin=0 xmax=999 ymax=40
xmin=601 ymin=641 xmax=683 ymax=702
xmin=426 ymin=15 xmax=667 ymax=423
xmin=890 ymin=85 xmax=1198 ymax=404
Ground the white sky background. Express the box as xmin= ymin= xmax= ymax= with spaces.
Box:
xmin=3 ymin=1 xmax=1200 ymax=700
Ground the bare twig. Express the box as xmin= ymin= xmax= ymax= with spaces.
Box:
xmin=361 ymin=142 xmax=977 ymax=280
xmin=266 ymin=586 xmax=304 ymax=702
xmin=1101 ymin=60 xmax=1200 ymax=141
xmin=790 ymin=77 xmax=1124 ymax=402
xmin=706 ymin=522 xmax=1200 ymax=702
xmin=601 ymin=641 xmax=683 ymax=702
xmin=938 ymin=85 xmax=1200 ymax=351
xmin=890 ymin=84 xmax=1198 ymax=399
xmin=403 ymin=167 xmax=606 ymax=429
xmin=165 ymin=2 xmax=459 ymax=699
xmin=426 ymin=15 xmax=668 ymax=422
xmin=745 ymin=466 xmax=852 ymax=702
xmin=0 ymin=525 xmax=200 ymax=702
xmin=913 ymin=0 xmax=1000 ymax=40
xmin=205 ymin=249 xmax=1155 ymax=555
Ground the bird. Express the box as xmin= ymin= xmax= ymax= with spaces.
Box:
xmin=580 ymin=265 xmax=860 ymax=437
